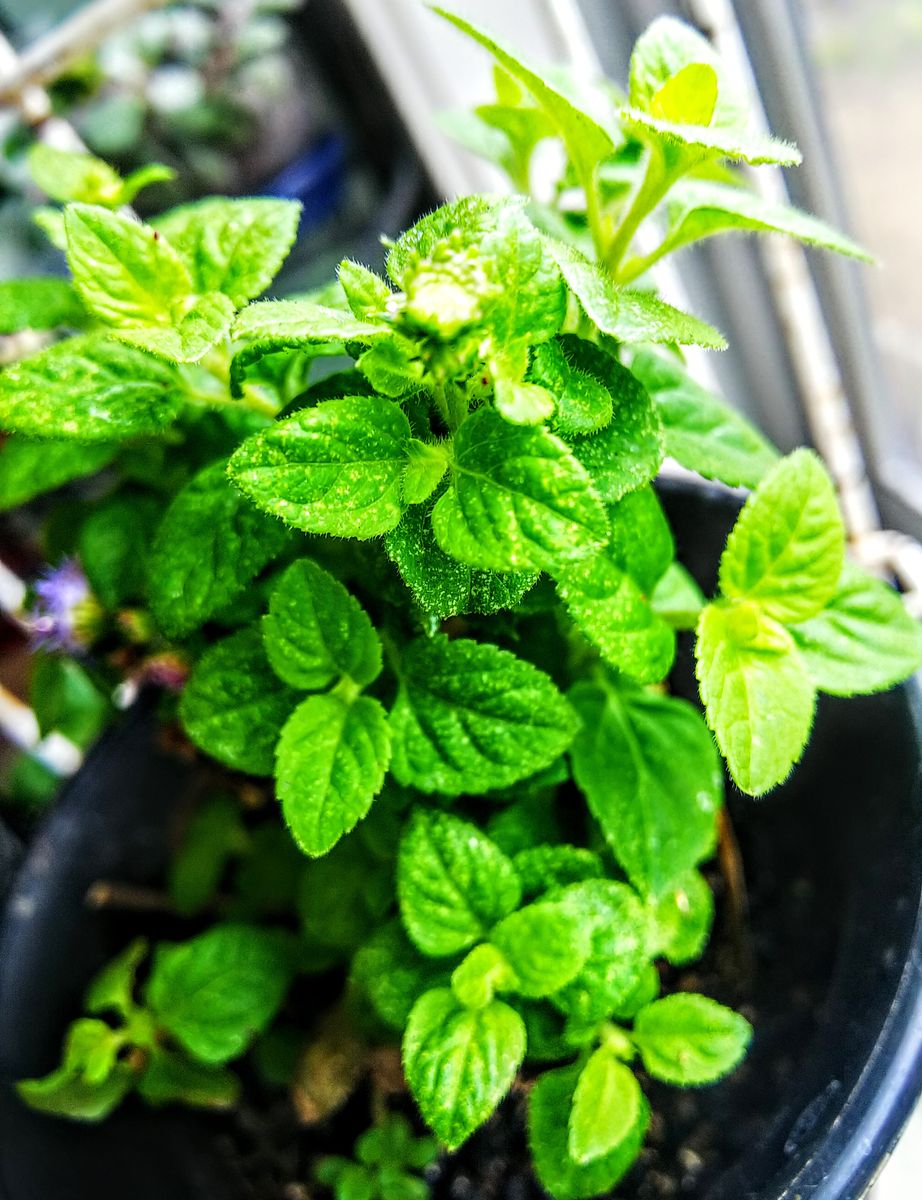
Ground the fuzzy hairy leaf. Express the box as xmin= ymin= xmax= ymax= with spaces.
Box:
xmin=155 ymin=197 xmax=301 ymax=306
xmin=530 ymin=336 xmax=614 ymax=436
xmin=550 ymin=881 xmax=650 ymax=1024
xmin=608 ymin=486 xmax=674 ymax=594
xmin=403 ymin=988 xmax=525 ymax=1150
xmin=228 ymin=396 xmax=411 ymax=538
xmin=275 ymin=693 xmax=391 ymax=857
xmin=558 ymin=553 xmax=676 ymax=684
xmin=529 ymin=1063 xmax=648 ymax=1200
xmin=389 ymin=634 xmax=578 ymax=794
xmin=569 ymin=679 xmax=721 ymax=897
xmin=513 ymin=845 xmax=603 ymax=897
xmin=631 ymin=351 xmax=778 ymax=489
xmin=398 ymin=809 xmax=521 ymax=957
xmin=0 ymin=334 xmax=182 ymax=440
xmin=695 ymin=601 xmax=816 ymax=795
xmin=386 ymin=195 xmax=514 ymax=288
xmin=64 ymin=204 xmax=190 ymax=328
xmin=28 ymin=144 xmax=125 ymax=205
xmin=385 ymin=501 xmax=538 ymax=618
xmin=632 ymin=993 xmax=751 ymax=1085
xmin=338 ymin=258 xmax=393 ymax=318
xmin=433 ymin=9 xmax=614 ymax=194
xmin=570 ymin=1049 xmax=645 ymax=1164
xmin=548 ymin=240 xmax=727 ymax=348
xmin=480 ymin=203 xmax=567 ymax=353
xmin=491 ymin=901 xmax=591 ymax=998
xmin=149 ymin=460 xmax=290 ymax=636
xmin=432 ymin=406 xmax=608 ymax=573
xmin=116 ymin=292 xmax=235 ymax=364
xmin=661 ymin=178 xmax=871 ymax=260
xmin=146 ymin=924 xmax=293 ymax=1065
xmin=0 ymin=278 xmax=87 ymax=333
xmin=791 ymin=563 xmax=922 ymax=695
xmin=179 ymin=626 xmax=298 ymax=775
xmin=569 ymin=369 xmax=664 ymax=504
xmin=0 ymin=438 xmax=116 ymax=510
xmin=719 ymin=449 xmax=844 ymax=622
xmin=263 ymin=559 xmax=381 ymax=690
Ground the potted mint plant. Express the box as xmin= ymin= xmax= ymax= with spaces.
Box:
xmin=1 ymin=10 xmax=920 ymax=1200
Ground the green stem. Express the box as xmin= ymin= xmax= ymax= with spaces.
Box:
xmin=603 ymin=145 xmax=674 ymax=277
xmin=615 ymin=240 xmax=671 ymax=285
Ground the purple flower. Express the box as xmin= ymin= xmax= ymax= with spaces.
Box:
xmin=29 ymin=558 xmax=102 ymax=653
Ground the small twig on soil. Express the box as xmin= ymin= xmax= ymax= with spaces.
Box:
xmin=717 ymin=807 xmax=755 ymax=983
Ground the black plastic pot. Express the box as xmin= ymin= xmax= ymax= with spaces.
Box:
xmin=0 ymin=480 xmax=921 ymax=1200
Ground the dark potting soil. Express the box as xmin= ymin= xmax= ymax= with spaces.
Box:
xmin=203 ymin=779 xmax=836 ymax=1200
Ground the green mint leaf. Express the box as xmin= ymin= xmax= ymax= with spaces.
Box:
xmin=403 ymin=440 xmax=449 ymax=506
xmin=569 ymin=679 xmax=721 ymax=897
xmin=650 ymin=561 xmax=706 ymax=630
xmin=492 ymin=349 xmax=556 ymax=426
xmin=386 ymin=499 xmax=538 ymax=618
xmin=633 ymin=993 xmax=751 ymax=1085
xmin=119 ymin=163 xmax=176 ymax=203
xmin=558 ymin=554 xmax=676 ymax=684
xmin=389 ymin=634 xmax=578 ymax=794
xmin=338 ymin=259 xmax=394 ymax=318
xmin=660 ymin=178 xmax=871 ymax=261
xmin=403 ymin=988 xmax=525 ymax=1149
xmin=451 ymin=943 xmax=516 ymax=1009
xmin=629 ymin=18 xmax=747 ymax=128
xmin=569 ymin=369 xmax=664 ymax=504
xmin=0 ymin=333 xmax=182 ymax=440
xmin=480 ymin=203 xmax=566 ymax=353
xmin=0 ymin=278 xmax=87 ymax=333
xmin=626 ymin=21 xmax=798 ymax=165
xmin=137 ymin=1047 xmax=240 ymax=1109
xmin=263 ymin=558 xmax=382 ymax=690
xmin=64 ymin=204 xmax=191 ymax=328
xmin=33 ymin=206 xmax=67 ymax=250
xmin=30 ymin=655 xmax=110 ymax=748
xmin=154 ymin=197 xmax=301 ymax=306
xmin=352 ymin=921 xmax=451 ymax=1031
xmin=695 ymin=601 xmax=816 ymax=794
xmin=230 ymin=299 xmax=390 ymax=387
xmin=27 ymin=144 xmax=124 ymax=205
xmin=0 ymin=437 xmax=116 ymax=511
xmin=433 ymin=8 xmax=614 ymax=194
xmin=569 ymin=1049 xmax=645 ymax=1164
xmin=85 ymin=938 xmax=148 ymax=1019
xmin=719 ymin=449 xmax=844 ymax=623
xmin=148 ymin=459 xmax=290 ymax=637
xmin=791 ymin=563 xmax=922 ymax=695
xmin=228 ymin=395 xmax=411 ymax=538
xmin=647 ymin=869 xmax=714 ymax=966
xmin=179 ymin=626 xmax=298 ymax=775
xmin=608 ymin=486 xmax=674 ymax=594
xmin=491 ymin=900 xmax=592 ymax=998
xmin=168 ymin=794 xmax=246 ymax=918
xmin=513 ymin=845 xmax=603 ymax=897
xmin=78 ymin=491 xmax=162 ymax=609
xmin=530 ymin=336 xmax=614 ymax=436
xmin=432 ymin=406 xmax=608 ymax=573
xmin=397 ymin=809 xmax=521 ymax=956
xmin=631 ymin=350 xmax=778 ymax=489
xmin=116 ymin=291 xmax=236 ymax=364
xmin=547 ymin=240 xmax=727 ymax=348
xmin=386 ymin=195 xmax=513 ymax=288
xmin=275 ymin=693 xmax=391 ymax=857
xmin=358 ymin=338 xmax=424 ymax=398
xmin=299 ymin=835 xmax=393 ymax=957
xmin=146 ymin=924 xmax=294 ymax=1066
xmin=550 ymin=881 xmax=650 ymax=1024
xmin=17 ymin=1019 xmax=135 ymax=1121
xmin=528 ymin=1063 xmax=648 ymax=1200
